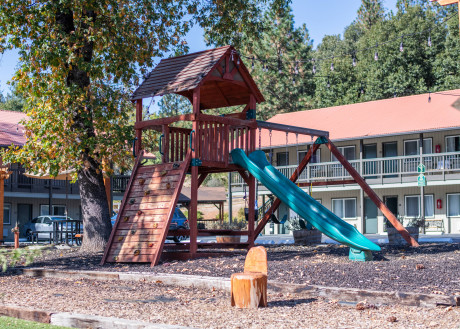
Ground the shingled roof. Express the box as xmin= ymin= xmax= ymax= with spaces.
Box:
xmin=0 ymin=110 xmax=27 ymax=147
xmin=131 ymin=46 xmax=264 ymax=109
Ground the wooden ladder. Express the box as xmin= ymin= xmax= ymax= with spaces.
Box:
xmin=102 ymin=150 xmax=191 ymax=266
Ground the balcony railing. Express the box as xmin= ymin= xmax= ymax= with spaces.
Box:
xmin=231 ymin=151 xmax=460 ymax=187
xmin=3 ymin=168 xmax=131 ymax=195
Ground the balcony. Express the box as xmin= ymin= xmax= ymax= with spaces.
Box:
xmin=3 ymin=168 xmax=130 ymax=196
xmin=230 ymin=152 xmax=460 ymax=188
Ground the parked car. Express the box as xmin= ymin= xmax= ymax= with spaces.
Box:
xmin=23 ymin=216 xmax=77 ymax=241
xmin=169 ymin=208 xmax=189 ymax=243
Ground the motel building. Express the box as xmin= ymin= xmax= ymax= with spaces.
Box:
xmin=230 ymin=89 xmax=460 ymax=235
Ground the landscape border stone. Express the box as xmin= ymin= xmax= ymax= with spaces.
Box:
xmin=0 ymin=305 xmax=194 ymax=329
xmin=22 ymin=267 xmax=460 ymax=308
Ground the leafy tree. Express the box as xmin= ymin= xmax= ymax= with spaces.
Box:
xmin=0 ymin=0 xmax=278 ymax=251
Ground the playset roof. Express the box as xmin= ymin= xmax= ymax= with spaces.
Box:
xmin=131 ymin=45 xmax=264 ymax=109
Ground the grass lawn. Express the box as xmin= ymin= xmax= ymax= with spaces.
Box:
xmin=0 ymin=316 xmax=69 ymax=328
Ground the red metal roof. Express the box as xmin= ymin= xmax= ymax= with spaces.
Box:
xmin=259 ymin=90 xmax=460 ymax=147
xmin=0 ymin=110 xmax=27 ymax=146
xmin=131 ymin=46 xmax=264 ymax=109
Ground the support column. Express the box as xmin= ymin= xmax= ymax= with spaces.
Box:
xmin=359 ymin=140 xmax=365 ymax=234
xmin=420 ymin=133 xmax=425 ymax=233
xmin=189 ymin=87 xmax=200 ymax=255
xmin=228 ymin=172 xmax=233 ymax=223
xmin=135 ymin=99 xmax=143 ymax=156
xmin=247 ymin=95 xmax=257 ymax=247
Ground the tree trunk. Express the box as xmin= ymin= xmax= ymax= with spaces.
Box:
xmin=78 ymin=166 xmax=112 ymax=251
xmin=56 ymin=7 xmax=111 ymax=251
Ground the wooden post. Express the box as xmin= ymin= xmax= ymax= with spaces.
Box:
xmin=135 ymin=99 xmax=143 ymax=156
xmin=326 ymin=140 xmax=419 ymax=247
xmin=0 ymin=163 xmax=11 ymax=245
xmin=189 ymin=87 xmax=200 ymax=255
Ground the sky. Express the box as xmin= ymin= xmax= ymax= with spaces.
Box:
xmin=0 ymin=0 xmax=398 ymax=97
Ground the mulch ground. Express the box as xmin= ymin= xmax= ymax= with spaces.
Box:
xmin=9 ymin=242 xmax=460 ymax=296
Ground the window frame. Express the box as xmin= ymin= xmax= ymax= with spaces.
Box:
xmin=404 ymin=194 xmax=435 ymax=218
xmin=403 ymin=138 xmax=433 ymax=156
xmin=276 ymin=151 xmax=289 ymax=166
xmin=445 ymin=135 xmax=460 ymax=153
xmin=298 ymin=148 xmax=321 ymax=164
xmin=447 ymin=193 xmax=460 ymax=217
xmin=331 ymin=145 xmax=356 ymax=161
xmin=40 ymin=204 xmax=66 ymax=216
xmin=331 ymin=197 xmax=357 ymax=219
xmin=3 ymin=203 xmax=11 ymax=225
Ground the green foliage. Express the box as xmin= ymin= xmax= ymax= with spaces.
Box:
xmin=0 ymin=248 xmax=42 ymax=272
xmin=235 ymin=2 xmax=315 ymax=120
xmin=0 ymin=89 xmax=24 ymax=112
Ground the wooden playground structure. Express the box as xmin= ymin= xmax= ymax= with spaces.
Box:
xmin=102 ymin=46 xmax=418 ymax=267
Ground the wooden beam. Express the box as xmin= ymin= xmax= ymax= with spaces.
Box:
xmin=197 ymin=113 xmax=257 ymax=128
xmin=189 ymin=86 xmax=200 ymax=255
xmin=256 ymin=121 xmax=329 ymax=138
xmin=135 ymin=99 xmax=143 ymax=154
xmin=238 ymin=170 xmax=250 ymax=185
xmin=433 ymin=0 xmax=457 ymax=5
xmin=326 ymin=140 xmax=419 ymax=247
xmin=134 ymin=114 xmax=195 ymax=130
xmin=297 ymin=179 xmax=356 ymax=187
xmin=213 ymin=81 xmax=231 ymax=106
xmin=197 ymin=173 xmax=208 ymax=188
xmin=205 ymin=75 xmax=247 ymax=88
xmin=254 ymin=144 xmax=320 ymax=237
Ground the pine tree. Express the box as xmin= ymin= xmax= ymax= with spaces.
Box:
xmin=238 ymin=2 xmax=315 ymax=120
xmin=357 ymin=0 xmax=385 ymax=30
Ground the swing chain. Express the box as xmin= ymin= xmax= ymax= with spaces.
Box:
xmin=269 ymin=129 xmax=273 ymax=164
xmin=285 ymin=132 xmax=288 ymax=165
xmin=295 ymin=133 xmax=299 ymax=186
xmin=258 ymin=127 xmax=262 ymax=150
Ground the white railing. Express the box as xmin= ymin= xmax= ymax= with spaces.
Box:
xmin=231 ymin=151 xmax=460 ymax=186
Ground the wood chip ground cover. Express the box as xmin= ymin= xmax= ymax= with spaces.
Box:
xmin=0 ymin=276 xmax=459 ymax=328
xmin=16 ymin=243 xmax=460 ymax=295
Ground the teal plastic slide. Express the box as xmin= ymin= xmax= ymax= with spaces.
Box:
xmin=231 ymin=149 xmax=381 ymax=252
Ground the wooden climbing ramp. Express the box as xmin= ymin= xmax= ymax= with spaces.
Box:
xmin=102 ymin=151 xmax=191 ymax=266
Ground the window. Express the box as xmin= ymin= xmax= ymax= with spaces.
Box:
xmin=446 ymin=135 xmax=460 ymax=152
xmin=276 ymin=152 xmax=289 ymax=166
xmin=298 ymin=148 xmax=321 ymax=164
xmin=405 ymin=195 xmax=434 ymax=218
xmin=332 ymin=198 xmax=356 ymax=219
xmin=40 ymin=205 xmax=66 ymax=216
xmin=447 ymin=194 xmax=460 ymax=217
xmin=331 ymin=146 xmax=356 ymax=161
xmin=404 ymin=138 xmax=432 ymax=155
xmin=3 ymin=204 xmax=11 ymax=225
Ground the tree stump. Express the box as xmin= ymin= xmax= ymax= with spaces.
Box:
xmin=230 ymin=272 xmax=267 ymax=308
xmin=230 ymin=246 xmax=268 ymax=309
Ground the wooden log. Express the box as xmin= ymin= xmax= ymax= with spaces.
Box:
xmin=230 ymin=272 xmax=267 ymax=308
